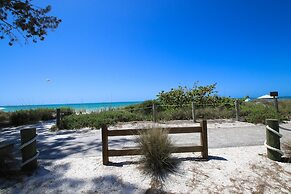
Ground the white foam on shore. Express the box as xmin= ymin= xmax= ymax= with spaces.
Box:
xmin=0 ymin=107 xmax=5 ymax=110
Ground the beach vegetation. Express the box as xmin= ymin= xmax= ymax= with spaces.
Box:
xmin=137 ymin=128 xmax=179 ymax=192
xmin=0 ymin=111 xmax=10 ymax=122
xmin=240 ymin=103 xmax=285 ymax=124
xmin=59 ymin=107 xmax=75 ymax=116
xmin=9 ymin=107 xmax=74 ymax=126
xmin=157 ymin=83 xmax=237 ymax=107
xmin=59 ymin=110 xmax=143 ymax=129
xmin=124 ymin=100 xmax=159 ymax=116
xmin=10 ymin=109 xmax=55 ymax=126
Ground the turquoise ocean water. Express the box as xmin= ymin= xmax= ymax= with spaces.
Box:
xmin=0 ymin=101 xmax=142 ymax=112
xmin=1 ymin=96 xmax=290 ymax=112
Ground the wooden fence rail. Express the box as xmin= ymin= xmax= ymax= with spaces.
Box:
xmin=102 ymin=120 xmax=208 ymax=165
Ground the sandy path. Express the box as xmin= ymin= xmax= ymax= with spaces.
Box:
xmin=1 ymin=119 xmax=290 ymax=159
xmin=1 ymin=120 xmax=290 ymax=193
xmin=1 ymin=146 xmax=290 ymax=194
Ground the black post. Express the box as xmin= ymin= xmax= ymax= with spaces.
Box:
xmin=21 ymin=128 xmax=38 ymax=171
xmin=56 ymin=108 xmax=61 ymax=128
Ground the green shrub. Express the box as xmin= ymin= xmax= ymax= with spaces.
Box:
xmin=278 ymin=100 xmax=291 ymax=119
xmin=60 ymin=107 xmax=75 ymax=116
xmin=60 ymin=110 xmax=144 ymax=129
xmin=196 ymin=107 xmax=235 ymax=119
xmin=124 ymin=100 xmax=159 ymax=116
xmin=137 ymin=128 xmax=179 ymax=190
xmin=10 ymin=109 xmax=55 ymax=126
xmin=157 ymin=107 xmax=192 ymax=120
xmin=240 ymin=103 xmax=284 ymax=124
xmin=0 ymin=111 xmax=10 ymax=122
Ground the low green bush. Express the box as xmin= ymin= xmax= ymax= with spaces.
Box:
xmin=196 ymin=107 xmax=235 ymax=119
xmin=60 ymin=107 xmax=75 ymax=116
xmin=0 ymin=111 xmax=10 ymax=122
xmin=124 ymin=100 xmax=160 ymax=116
xmin=278 ymin=100 xmax=291 ymax=119
xmin=157 ymin=107 xmax=192 ymax=120
xmin=240 ymin=103 xmax=284 ymax=124
xmin=59 ymin=110 xmax=144 ymax=129
xmin=10 ymin=109 xmax=55 ymax=126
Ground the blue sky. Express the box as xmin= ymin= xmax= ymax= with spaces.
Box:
xmin=1 ymin=0 xmax=291 ymax=105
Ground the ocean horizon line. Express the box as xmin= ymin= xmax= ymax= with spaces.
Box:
xmin=0 ymin=100 xmax=143 ymax=107
xmin=0 ymin=101 xmax=143 ymax=112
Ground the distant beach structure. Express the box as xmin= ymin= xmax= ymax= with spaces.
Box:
xmin=257 ymin=94 xmax=273 ymax=99
xmin=0 ymin=101 xmax=142 ymax=112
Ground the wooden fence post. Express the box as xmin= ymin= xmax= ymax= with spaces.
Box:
xmin=21 ymin=128 xmax=38 ymax=171
xmin=273 ymin=97 xmax=279 ymax=113
xmin=200 ymin=120 xmax=208 ymax=160
xmin=235 ymin=100 xmax=240 ymax=121
xmin=152 ymin=103 xmax=157 ymax=122
xmin=56 ymin=108 xmax=61 ymax=128
xmin=102 ymin=125 xmax=109 ymax=165
xmin=192 ymin=102 xmax=196 ymax=123
xmin=266 ymin=119 xmax=281 ymax=161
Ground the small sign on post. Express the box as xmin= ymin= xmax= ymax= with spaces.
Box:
xmin=270 ymin=91 xmax=279 ymax=113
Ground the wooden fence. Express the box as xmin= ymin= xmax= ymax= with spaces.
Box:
xmin=102 ymin=120 xmax=208 ymax=165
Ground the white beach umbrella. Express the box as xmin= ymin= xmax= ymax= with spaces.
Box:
xmin=244 ymin=98 xmax=251 ymax=102
xmin=257 ymin=94 xmax=273 ymax=99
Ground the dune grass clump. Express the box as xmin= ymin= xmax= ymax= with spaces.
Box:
xmin=240 ymin=103 xmax=285 ymax=124
xmin=59 ymin=110 xmax=144 ymax=129
xmin=137 ymin=128 xmax=179 ymax=191
xmin=0 ymin=111 xmax=10 ymax=122
xmin=10 ymin=109 xmax=55 ymax=126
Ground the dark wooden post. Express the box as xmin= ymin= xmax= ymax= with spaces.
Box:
xmin=21 ymin=128 xmax=38 ymax=171
xmin=270 ymin=91 xmax=279 ymax=113
xmin=102 ymin=125 xmax=109 ymax=165
xmin=266 ymin=119 xmax=281 ymax=161
xmin=152 ymin=103 xmax=157 ymax=122
xmin=56 ymin=108 xmax=61 ymax=128
xmin=273 ymin=97 xmax=279 ymax=113
xmin=200 ymin=120 xmax=208 ymax=160
xmin=192 ymin=102 xmax=196 ymax=122
xmin=235 ymin=100 xmax=240 ymax=121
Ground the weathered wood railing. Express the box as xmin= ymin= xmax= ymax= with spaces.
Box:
xmin=0 ymin=128 xmax=38 ymax=172
xmin=102 ymin=120 xmax=208 ymax=165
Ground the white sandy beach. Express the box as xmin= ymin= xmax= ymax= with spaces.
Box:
xmin=1 ymin=146 xmax=290 ymax=194
xmin=0 ymin=119 xmax=291 ymax=194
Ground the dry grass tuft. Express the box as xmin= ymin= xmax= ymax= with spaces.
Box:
xmin=137 ymin=128 xmax=179 ymax=189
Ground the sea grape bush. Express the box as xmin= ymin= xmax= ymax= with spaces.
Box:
xmin=157 ymin=83 xmax=237 ymax=108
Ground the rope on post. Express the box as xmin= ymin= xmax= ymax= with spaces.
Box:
xmin=21 ymin=151 xmax=39 ymax=167
xmin=266 ymin=125 xmax=283 ymax=138
xmin=20 ymin=128 xmax=38 ymax=171
xmin=264 ymin=125 xmax=284 ymax=156
xmin=19 ymin=135 xmax=39 ymax=167
xmin=265 ymin=119 xmax=284 ymax=161
xmin=279 ymin=126 xmax=291 ymax=132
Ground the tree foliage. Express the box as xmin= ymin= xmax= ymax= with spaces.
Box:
xmin=157 ymin=83 xmax=216 ymax=106
xmin=157 ymin=83 xmax=237 ymax=108
xmin=0 ymin=0 xmax=61 ymax=45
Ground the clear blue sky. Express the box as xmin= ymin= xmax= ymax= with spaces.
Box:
xmin=1 ymin=0 xmax=291 ymax=105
